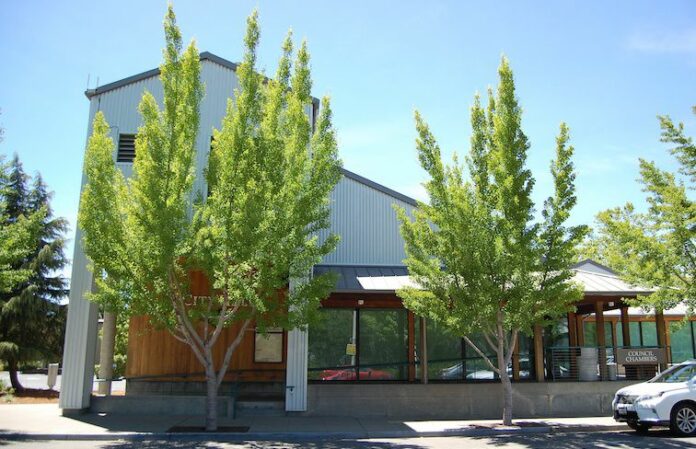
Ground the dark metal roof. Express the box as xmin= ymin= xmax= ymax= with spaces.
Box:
xmin=84 ymin=51 xmax=320 ymax=107
xmin=339 ymin=168 xmax=418 ymax=207
xmin=314 ymin=264 xmax=408 ymax=292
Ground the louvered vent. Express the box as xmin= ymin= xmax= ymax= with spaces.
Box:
xmin=117 ymin=134 xmax=136 ymax=163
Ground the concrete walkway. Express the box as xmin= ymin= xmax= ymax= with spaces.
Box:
xmin=0 ymin=404 xmax=631 ymax=441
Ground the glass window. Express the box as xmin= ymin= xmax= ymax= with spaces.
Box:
xmin=421 ymin=319 xmax=462 ymax=380
xmin=670 ymin=321 xmax=694 ymax=363
xmin=642 ymin=321 xmax=658 ymax=346
xmin=359 ymin=309 xmax=408 ymax=380
xmin=629 ymin=322 xmax=641 ymax=347
xmin=308 ymin=309 xmax=356 ymax=381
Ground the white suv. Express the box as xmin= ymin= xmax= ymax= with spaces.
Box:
xmin=613 ymin=360 xmax=696 ymax=436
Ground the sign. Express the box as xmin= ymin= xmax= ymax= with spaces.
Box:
xmin=345 ymin=343 xmax=356 ymax=356
xmin=616 ymin=348 xmax=667 ymax=365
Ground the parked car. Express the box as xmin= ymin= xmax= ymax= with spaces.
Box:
xmin=613 ymin=360 xmax=696 ymax=436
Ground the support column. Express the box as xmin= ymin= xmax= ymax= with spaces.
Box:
xmin=576 ymin=314 xmax=585 ymax=347
xmin=59 ymin=230 xmax=99 ymax=413
xmin=407 ymin=311 xmax=416 ymax=382
xmin=97 ymin=311 xmax=117 ymax=395
xmin=285 ymin=278 xmax=309 ymax=412
xmin=621 ymin=306 xmax=631 ymax=347
xmin=420 ymin=318 xmax=428 ymax=384
xmin=655 ymin=310 xmax=669 ymax=370
xmin=533 ymin=324 xmax=544 ymax=382
xmin=285 ymin=327 xmax=308 ymax=411
xmin=512 ymin=334 xmax=520 ymax=381
xmin=595 ymin=301 xmax=607 ymax=380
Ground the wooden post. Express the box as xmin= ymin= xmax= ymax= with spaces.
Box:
xmin=620 ymin=306 xmax=631 ymax=347
xmin=576 ymin=314 xmax=585 ymax=347
xmin=595 ymin=301 xmax=607 ymax=380
xmin=420 ymin=318 xmax=428 ymax=384
xmin=568 ymin=312 xmax=578 ymax=380
xmin=533 ymin=324 xmax=544 ymax=382
xmin=655 ymin=310 xmax=669 ymax=370
xmin=407 ymin=311 xmax=416 ymax=382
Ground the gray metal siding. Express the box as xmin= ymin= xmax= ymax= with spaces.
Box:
xmin=320 ymin=176 xmax=414 ymax=266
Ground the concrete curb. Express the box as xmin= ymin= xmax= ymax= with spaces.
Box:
xmin=0 ymin=424 xmax=630 ymax=441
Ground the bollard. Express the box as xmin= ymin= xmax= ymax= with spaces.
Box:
xmin=47 ymin=363 xmax=59 ymax=390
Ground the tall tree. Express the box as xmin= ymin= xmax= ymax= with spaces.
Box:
xmin=0 ymin=154 xmax=66 ymax=391
xmin=79 ymin=6 xmax=340 ymax=430
xmin=591 ymin=106 xmax=695 ymax=311
xmin=395 ymin=57 xmax=586 ymax=425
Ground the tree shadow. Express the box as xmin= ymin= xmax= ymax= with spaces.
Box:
xmin=466 ymin=429 xmax=696 ymax=448
xmin=102 ymin=439 xmax=429 ymax=449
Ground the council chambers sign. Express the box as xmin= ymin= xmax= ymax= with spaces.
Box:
xmin=615 ymin=348 xmax=667 ymax=365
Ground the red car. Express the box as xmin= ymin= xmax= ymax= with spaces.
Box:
xmin=320 ymin=368 xmax=394 ymax=381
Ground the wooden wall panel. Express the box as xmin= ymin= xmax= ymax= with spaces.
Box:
xmin=126 ymin=316 xmax=286 ymax=382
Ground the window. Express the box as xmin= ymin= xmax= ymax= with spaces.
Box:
xmin=117 ymin=134 xmax=136 ymax=162
xmin=308 ymin=308 xmax=408 ymax=381
xmin=670 ymin=321 xmax=695 ymax=363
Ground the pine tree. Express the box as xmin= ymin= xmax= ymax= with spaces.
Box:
xmin=0 ymin=155 xmax=68 ymax=391
xmin=395 ymin=57 xmax=586 ymax=425
xmin=79 ymin=6 xmax=340 ymax=430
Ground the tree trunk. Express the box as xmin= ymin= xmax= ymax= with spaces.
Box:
xmin=8 ymin=359 xmax=23 ymax=392
xmin=496 ymin=313 xmax=513 ymax=426
xmin=205 ymin=365 xmax=218 ymax=431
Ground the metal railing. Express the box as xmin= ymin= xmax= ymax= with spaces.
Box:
xmin=545 ymin=346 xmax=671 ymax=381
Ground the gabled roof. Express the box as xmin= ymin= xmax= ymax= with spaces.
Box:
xmin=85 ymin=51 xmax=320 ymax=107
xmin=571 ymin=258 xmax=617 ymax=276
xmin=340 ymin=168 xmax=418 ymax=207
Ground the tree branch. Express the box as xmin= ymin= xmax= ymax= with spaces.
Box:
xmin=464 ymin=335 xmax=500 ymax=374
xmin=216 ymin=318 xmax=252 ymax=387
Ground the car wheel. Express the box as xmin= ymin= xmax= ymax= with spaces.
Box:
xmin=671 ymin=403 xmax=696 ymax=437
xmin=626 ymin=420 xmax=650 ymax=434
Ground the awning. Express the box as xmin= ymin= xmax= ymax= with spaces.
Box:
xmin=314 ymin=264 xmax=655 ymax=296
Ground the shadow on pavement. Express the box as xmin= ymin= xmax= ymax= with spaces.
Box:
xmin=102 ymin=440 xmax=428 ymax=449
xmin=467 ymin=429 xmax=696 ymax=448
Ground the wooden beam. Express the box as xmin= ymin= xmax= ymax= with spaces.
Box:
xmin=595 ymin=301 xmax=607 ymax=380
xmin=512 ymin=333 xmax=520 ymax=381
xmin=533 ymin=324 xmax=544 ymax=382
xmin=407 ymin=311 xmax=416 ymax=382
xmin=576 ymin=314 xmax=585 ymax=347
xmin=655 ymin=310 xmax=669 ymax=370
xmin=420 ymin=318 xmax=428 ymax=384
xmin=620 ymin=306 xmax=631 ymax=347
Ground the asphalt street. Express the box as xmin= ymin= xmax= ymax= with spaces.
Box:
xmin=1 ymin=430 xmax=696 ymax=449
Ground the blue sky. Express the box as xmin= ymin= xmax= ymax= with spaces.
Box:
xmin=1 ymin=0 xmax=695 ymax=277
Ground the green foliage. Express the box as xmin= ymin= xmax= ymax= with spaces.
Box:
xmin=591 ymin=106 xmax=695 ymax=312
xmin=78 ymin=6 xmax=340 ymax=429
xmin=0 ymin=153 xmax=68 ymax=390
xmin=395 ymin=57 xmax=585 ymax=423
xmin=396 ymin=57 xmax=585 ymax=338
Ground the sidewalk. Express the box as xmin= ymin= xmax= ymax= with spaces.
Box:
xmin=0 ymin=404 xmax=627 ymax=441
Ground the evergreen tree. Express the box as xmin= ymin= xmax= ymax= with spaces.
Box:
xmin=79 ymin=6 xmax=340 ymax=430
xmin=395 ymin=58 xmax=586 ymax=425
xmin=0 ymin=155 xmax=68 ymax=391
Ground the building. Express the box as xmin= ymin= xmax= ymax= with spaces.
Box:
xmin=59 ymin=53 xmax=682 ymax=419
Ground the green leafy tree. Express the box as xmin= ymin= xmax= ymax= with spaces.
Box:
xmin=395 ymin=58 xmax=586 ymax=425
xmin=591 ymin=106 xmax=695 ymax=311
xmin=0 ymin=154 xmax=66 ymax=391
xmin=79 ymin=6 xmax=340 ymax=430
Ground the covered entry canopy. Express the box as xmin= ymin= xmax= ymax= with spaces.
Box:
xmin=314 ymin=259 xmax=655 ymax=298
